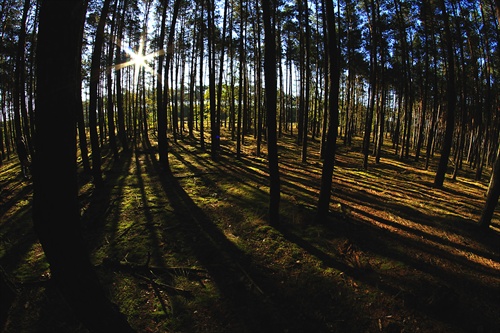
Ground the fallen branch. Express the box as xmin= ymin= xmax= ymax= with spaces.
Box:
xmin=98 ymin=257 xmax=208 ymax=283
xmin=135 ymin=273 xmax=193 ymax=298
xmin=135 ymin=273 xmax=172 ymax=316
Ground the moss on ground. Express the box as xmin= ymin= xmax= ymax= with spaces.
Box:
xmin=1 ymin=131 xmax=499 ymax=332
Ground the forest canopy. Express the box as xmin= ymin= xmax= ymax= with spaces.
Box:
xmin=1 ymin=0 xmax=499 ymax=187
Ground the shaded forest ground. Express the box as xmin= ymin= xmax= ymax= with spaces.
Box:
xmin=1 ymin=130 xmax=499 ymax=333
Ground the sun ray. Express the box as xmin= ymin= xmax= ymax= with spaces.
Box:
xmin=107 ymin=36 xmax=164 ymax=83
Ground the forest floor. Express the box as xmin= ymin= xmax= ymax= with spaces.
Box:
xmin=1 ymin=130 xmax=499 ymax=333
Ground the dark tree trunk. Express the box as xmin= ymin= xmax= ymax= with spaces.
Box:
xmin=77 ymin=53 xmax=91 ymax=173
xmin=160 ymin=0 xmax=181 ymax=170
xmin=255 ymin=0 xmax=264 ymax=157
xmin=99 ymin=96 xmax=106 ymax=145
xmin=316 ymin=0 xmax=340 ymax=221
xmin=262 ymin=0 xmax=280 ymax=225
xmin=13 ymin=0 xmax=30 ymax=146
xmin=277 ymin=16 xmax=284 ymax=139
xmin=208 ymin=0 xmax=218 ymax=160
xmin=229 ymin=5 xmax=236 ymax=140
xmin=319 ymin=5 xmax=329 ymax=159
xmin=199 ymin=7 xmax=206 ymax=150
xmin=179 ymin=51 xmax=186 ymax=137
xmin=362 ymin=0 xmax=377 ymax=170
xmin=237 ymin=1 xmax=246 ymax=159
xmin=115 ymin=0 xmax=129 ymax=152
xmin=188 ymin=12 xmax=198 ymax=138
xmin=170 ymin=57 xmax=178 ymax=143
xmin=106 ymin=0 xmax=119 ymax=160
xmin=141 ymin=67 xmax=149 ymax=143
xmin=375 ymin=88 xmax=386 ymax=164
xmin=88 ymin=0 xmax=111 ymax=187
xmin=207 ymin=0 xmax=221 ymax=161
xmin=34 ymin=1 xmax=134 ymax=331
xmin=434 ymin=0 xmax=456 ymax=188
xmin=479 ymin=144 xmax=500 ymax=229
xmin=301 ymin=0 xmax=311 ymax=164
xmin=425 ymin=38 xmax=440 ymax=170
xmin=415 ymin=1 xmax=431 ymax=163
xmin=157 ymin=0 xmax=168 ymax=170
xmin=453 ymin=31 xmax=467 ymax=180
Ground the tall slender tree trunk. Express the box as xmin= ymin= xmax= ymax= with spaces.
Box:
xmin=262 ymin=0 xmax=280 ymax=225
xmin=88 ymin=0 xmax=111 ymax=187
xmin=237 ymin=1 xmax=246 ymax=159
xmin=208 ymin=0 xmax=218 ymax=160
xmin=115 ymin=0 xmax=129 ymax=152
xmin=375 ymin=87 xmax=386 ymax=163
xmin=479 ymin=143 xmax=500 ymax=228
xmin=434 ymin=0 xmax=456 ymax=188
xmin=188 ymin=12 xmax=198 ymax=138
xmin=415 ymin=63 xmax=429 ymax=162
xmin=229 ymin=4 xmax=236 ymax=141
xmin=319 ymin=4 xmax=329 ymax=159
xmin=77 ymin=39 xmax=91 ymax=173
xmin=277 ymin=16 xmax=284 ymax=139
xmin=34 ymin=1 xmax=134 ymax=331
xmin=141 ymin=67 xmax=149 ymax=143
xmin=156 ymin=0 xmax=167 ymax=167
xmin=199 ymin=9 xmax=206 ymax=150
xmin=179 ymin=50 xmax=186 ymax=137
xmin=362 ymin=0 xmax=377 ymax=170
xmin=13 ymin=0 xmax=30 ymax=148
xmin=106 ymin=0 xmax=118 ymax=160
xmin=316 ymin=0 xmax=340 ymax=221
xmin=453 ymin=19 xmax=468 ymax=180
xmin=255 ymin=0 xmax=263 ymax=157
xmin=160 ymin=0 xmax=182 ymax=169
xmin=425 ymin=38 xmax=440 ymax=170
xmin=301 ymin=0 xmax=311 ymax=163
xmin=140 ymin=3 xmax=151 ymax=145
xmin=171 ymin=53 xmax=179 ymax=143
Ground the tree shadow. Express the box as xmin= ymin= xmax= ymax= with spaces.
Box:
xmin=274 ymin=209 xmax=500 ymax=332
xmin=82 ymin=149 xmax=134 ymax=258
xmin=338 ymin=186 xmax=500 ymax=265
xmin=144 ymin=143 xmax=373 ymax=332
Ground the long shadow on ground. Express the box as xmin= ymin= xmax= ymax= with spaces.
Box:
xmin=145 ymin=147 xmax=352 ymax=333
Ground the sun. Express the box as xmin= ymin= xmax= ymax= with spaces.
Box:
xmin=110 ymin=36 xmax=164 ymax=84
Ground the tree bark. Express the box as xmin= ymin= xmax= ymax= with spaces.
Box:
xmin=362 ymin=0 xmax=377 ymax=170
xmin=13 ymin=0 xmax=31 ymax=147
xmin=88 ymin=0 xmax=111 ymax=187
xmin=208 ymin=0 xmax=219 ymax=160
xmin=188 ymin=8 xmax=198 ymax=138
xmin=237 ymin=1 xmax=246 ymax=159
xmin=262 ymin=0 xmax=280 ymax=225
xmin=157 ymin=0 xmax=168 ymax=169
xmin=433 ymin=0 xmax=456 ymax=188
xmin=301 ymin=0 xmax=311 ymax=164
xmin=106 ymin=0 xmax=119 ymax=160
xmin=316 ymin=0 xmax=340 ymax=221
xmin=115 ymin=0 xmax=129 ymax=152
xmin=34 ymin=1 xmax=134 ymax=331
xmin=199 ymin=5 xmax=206 ymax=150
xmin=479 ymin=143 xmax=500 ymax=228
xmin=159 ymin=0 xmax=182 ymax=169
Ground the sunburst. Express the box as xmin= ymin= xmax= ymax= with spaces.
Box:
xmin=110 ymin=36 xmax=164 ymax=84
